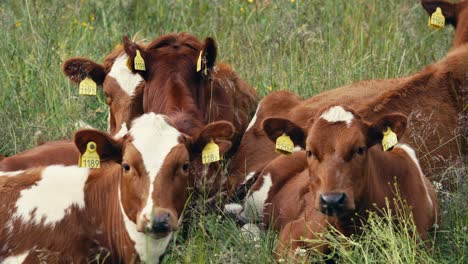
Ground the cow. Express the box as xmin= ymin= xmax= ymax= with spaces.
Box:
xmin=228 ymin=42 xmax=468 ymax=198
xmin=242 ymin=105 xmax=439 ymax=259
xmin=421 ymin=0 xmax=468 ymax=47
xmin=0 ymin=112 xmax=234 ymax=263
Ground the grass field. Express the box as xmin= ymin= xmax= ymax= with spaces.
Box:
xmin=0 ymin=0 xmax=466 ymax=263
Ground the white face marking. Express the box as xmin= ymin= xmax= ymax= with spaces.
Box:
xmin=108 ymin=54 xmax=144 ymax=96
xmin=113 ymin=122 xmax=128 ymax=139
xmin=246 ymin=99 xmax=263 ymax=132
xmin=13 ymin=165 xmax=88 ymax=225
xmin=0 ymin=170 xmax=25 ymax=177
xmin=241 ymin=171 xmax=256 ymax=185
xmin=395 ymin=144 xmax=433 ymax=209
xmin=2 ymin=251 xmax=29 ymax=264
xmin=320 ymin=106 xmax=354 ymax=127
xmin=241 ymin=173 xmax=272 ymax=222
xmin=129 ymin=113 xmax=182 ymax=225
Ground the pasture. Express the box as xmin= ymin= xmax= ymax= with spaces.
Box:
xmin=0 ymin=0 xmax=466 ymax=263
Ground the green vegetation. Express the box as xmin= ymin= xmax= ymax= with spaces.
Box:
xmin=0 ymin=0 xmax=465 ymax=263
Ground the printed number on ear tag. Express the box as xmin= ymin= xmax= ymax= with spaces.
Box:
xmin=79 ymin=141 xmax=101 ymax=168
xmin=134 ymin=50 xmax=146 ymax=71
xmin=202 ymin=140 xmax=220 ymax=164
xmin=382 ymin=127 xmax=398 ymax=152
xmin=275 ymin=133 xmax=294 ymax=155
xmin=428 ymin=7 xmax=445 ymax=29
xmin=79 ymin=77 xmax=97 ymax=96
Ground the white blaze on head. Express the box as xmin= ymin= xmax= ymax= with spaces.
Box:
xmin=129 ymin=113 xmax=182 ymax=223
xmin=246 ymin=99 xmax=263 ymax=132
xmin=14 ymin=165 xmax=88 ymax=225
xmin=108 ymin=54 xmax=143 ymax=96
xmin=320 ymin=106 xmax=354 ymax=127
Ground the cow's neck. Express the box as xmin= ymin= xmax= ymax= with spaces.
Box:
xmin=85 ymin=163 xmax=138 ymax=263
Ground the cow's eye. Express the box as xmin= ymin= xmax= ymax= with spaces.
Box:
xmin=306 ymin=150 xmax=314 ymax=159
xmin=182 ymin=162 xmax=190 ymax=173
xmin=356 ymin=147 xmax=365 ymax=156
xmin=122 ymin=163 xmax=131 ymax=172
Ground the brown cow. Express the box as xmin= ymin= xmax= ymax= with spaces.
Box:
xmin=0 ymin=113 xmax=234 ymax=263
xmin=421 ymin=0 xmax=468 ymax=47
xmin=243 ymin=105 xmax=439 ymax=259
xmin=228 ymin=43 xmax=468 ymax=197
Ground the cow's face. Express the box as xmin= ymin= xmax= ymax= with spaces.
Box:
xmin=63 ymin=47 xmax=144 ymax=136
xmin=128 ymin=115 xmax=234 ymax=239
xmin=262 ymin=106 xmax=407 ymax=218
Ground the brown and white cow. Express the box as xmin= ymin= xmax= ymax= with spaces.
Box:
xmin=243 ymin=105 xmax=439 ymax=258
xmin=422 ymin=0 xmax=468 ymax=47
xmin=228 ymin=42 xmax=468 ymax=198
xmin=0 ymin=113 xmax=234 ymax=263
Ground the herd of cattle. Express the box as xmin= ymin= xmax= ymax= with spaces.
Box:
xmin=0 ymin=0 xmax=466 ymax=263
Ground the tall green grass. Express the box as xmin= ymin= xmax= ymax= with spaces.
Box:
xmin=0 ymin=0 xmax=465 ymax=263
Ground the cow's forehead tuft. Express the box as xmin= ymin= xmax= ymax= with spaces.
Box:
xmin=319 ymin=106 xmax=354 ymax=127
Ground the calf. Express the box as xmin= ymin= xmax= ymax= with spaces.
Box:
xmin=0 ymin=113 xmax=233 ymax=263
xmin=421 ymin=0 xmax=468 ymax=47
xmin=258 ymin=105 xmax=439 ymax=258
xmin=228 ymin=42 xmax=468 ymax=197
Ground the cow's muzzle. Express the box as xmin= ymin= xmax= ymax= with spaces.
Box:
xmin=319 ymin=193 xmax=347 ymax=216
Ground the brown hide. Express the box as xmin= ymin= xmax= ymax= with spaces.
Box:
xmin=229 ymin=44 xmax=468 ymax=194
xmin=421 ymin=0 xmax=468 ymax=47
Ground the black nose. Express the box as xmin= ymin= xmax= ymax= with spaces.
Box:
xmin=151 ymin=213 xmax=170 ymax=234
xmin=319 ymin=193 xmax=346 ymax=216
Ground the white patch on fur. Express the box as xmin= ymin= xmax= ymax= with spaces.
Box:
xmin=113 ymin=122 xmax=128 ymax=139
xmin=246 ymin=100 xmax=262 ymax=132
xmin=395 ymin=144 xmax=433 ymax=209
xmin=241 ymin=173 xmax=272 ymax=222
xmin=241 ymin=171 xmax=256 ymax=185
xmin=118 ymin=190 xmax=171 ymax=263
xmin=224 ymin=203 xmax=243 ymax=215
xmin=0 ymin=170 xmax=24 ymax=177
xmin=293 ymin=145 xmax=303 ymax=152
xmin=2 ymin=252 xmax=28 ymax=264
xmin=129 ymin=113 xmax=182 ymax=226
xmin=320 ymin=106 xmax=354 ymax=126
xmin=108 ymin=54 xmax=143 ymax=96
xmin=14 ymin=165 xmax=88 ymax=225
xmin=241 ymin=223 xmax=261 ymax=242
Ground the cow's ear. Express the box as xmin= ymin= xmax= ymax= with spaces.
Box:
xmin=198 ymin=37 xmax=217 ymax=75
xmin=74 ymin=129 xmax=123 ymax=163
xmin=187 ymin=121 xmax=235 ymax=154
xmin=367 ymin=113 xmax=407 ymax=147
xmin=123 ymin=35 xmax=148 ymax=75
xmin=262 ymin=117 xmax=307 ymax=149
xmin=421 ymin=0 xmax=458 ymax=26
xmin=62 ymin=57 xmax=106 ymax=85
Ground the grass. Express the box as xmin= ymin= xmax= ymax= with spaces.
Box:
xmin=0 ymin=0 xmax=466 ymax=263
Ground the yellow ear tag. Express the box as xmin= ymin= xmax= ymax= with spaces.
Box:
xmin=202 ymin=139 xmax=220 ymax=164
xmin=79 ymin=77 xmax=97 ymax=96
xmin=134 ymin=50 xmax=146 ymax=71
xmin=428 ymin=7 xmax=445 ymax=29
xmin=382 ymin=127 xmax=398 ymax=151
xmin=275 ymin=133 xmax=294 ymax=155
xmin=79 ymin=141 xmax=101 ymax=168
xmin=196 ymin=50 xmax=202 ymax=72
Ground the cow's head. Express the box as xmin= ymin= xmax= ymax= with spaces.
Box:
xmin=121 ymin=114 xmax=233 ymax=238
xmin=421 ymin=0 xmax=468 ymax=46
xmin=123 ymin=33 xmax=217 ymax=114
xmin=262 ymin=106 xmax=407 ymax=218
xmin=63 ymin=45 xmax=144 ymax=136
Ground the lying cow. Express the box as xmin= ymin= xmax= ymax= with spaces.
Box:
xmin=228 ymin=42 xmax=468 ymax=198
xmin=242 ymin=105 xmax=439 ymax=259
xmin=421 ymin=0 xmax=468 ymax=47
xmin=0 ymin=113 xmax=234 ymax=263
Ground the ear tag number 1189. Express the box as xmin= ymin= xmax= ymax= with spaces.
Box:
xmin=202 ymin=139 xmax=220 ymax=164
xmin=79 ymin=141 xmax=101 ymax=168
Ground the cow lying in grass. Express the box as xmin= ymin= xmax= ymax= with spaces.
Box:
xmin=241 ymin=105 xmax=439 ymax=259
xmin=0 ymin=113 xmax=234 ymax=263
xmin=421 ymin=0 xmax=468 ymax=48
xmin=228 ymin=42 xmax=468 ymax=199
